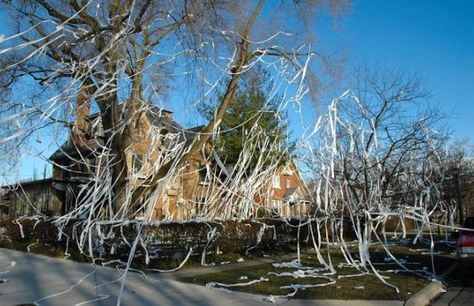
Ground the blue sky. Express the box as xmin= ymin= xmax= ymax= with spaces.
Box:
xmin=337 ymin=0 xmax=473 ymax=141
xmin=1 ymin=1 xmax=473 ymax=180
xmin=280 ymin=0 xmax=474 ymax=154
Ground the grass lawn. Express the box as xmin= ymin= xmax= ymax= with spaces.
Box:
xmin=180 ymin=243 xmax=457 ymax=300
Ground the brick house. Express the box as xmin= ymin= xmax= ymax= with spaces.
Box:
xmin=256 ymin=161 xmax=311 ymax=218
xmin=1 ymin=105 xmax=311 ymax=221
xmin=48 ymin=105 xmax=215 ymax=220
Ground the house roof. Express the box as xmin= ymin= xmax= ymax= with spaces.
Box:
xmin=85 ymin=104 xmax=173 ymax=121
xmin=146 ymin=107 xmax=183 ymax=133
xmin=49 ymin=105 xmax=203 ymax=162
xmin=1 ymin=178 xmax=54 ymax=194
xmin=284 ymin=187 xmax=310 ymax=205
xmin=284 ymin=187 xmax=298 ymax=199
xmin=49 ymin=138 xmax=104 ymax=161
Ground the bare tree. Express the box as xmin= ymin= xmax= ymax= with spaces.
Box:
xmin=437 ymin=140 xmax=474 ymax=222
xmin=340 ymin=66 xmax=445 ymax=208
xmin=296 ymin=66 xmax=456 ymax=289
xmin=0 ymin=0 xmax=348 ymax=217
xmin=306 ymin=65 xmax=447 ymax=208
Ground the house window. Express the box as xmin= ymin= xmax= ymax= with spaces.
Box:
xmin=286 ymin=179 xmax=291 ymax=188
xmin=272 ymin=175 xmax=280 ymax=188
xmin=272 ymin=200 xmax=281 ymax=208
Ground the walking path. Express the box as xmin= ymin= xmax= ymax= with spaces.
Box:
xmin=0 ymin=248 xmax=404 ymax=306
xmin=155 ymin=256 xmax=274 ymax=279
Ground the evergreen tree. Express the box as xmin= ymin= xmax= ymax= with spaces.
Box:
xmin=199 ymin=66 xmax=293 ymax=170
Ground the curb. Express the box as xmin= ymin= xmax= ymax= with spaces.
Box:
xmin=405 ymin=281 xmax=446 ymax=306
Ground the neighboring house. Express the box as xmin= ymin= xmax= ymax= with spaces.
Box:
xmin=256 ymin=161 xmax=311 ymax=218
xmin=0 ymin=178 xmax=62 ymax=220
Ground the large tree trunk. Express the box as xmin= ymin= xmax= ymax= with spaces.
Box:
xmin=132 ymin=0 xmax=266 ymax=200
xmin=97 ymin=92 xmax=129 ymax=218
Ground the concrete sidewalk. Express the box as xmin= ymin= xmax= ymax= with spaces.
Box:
xmin=155 ymin=256 xmax=274 ymax=279
xmin=0 ymin=248 xmax=404 ymax=306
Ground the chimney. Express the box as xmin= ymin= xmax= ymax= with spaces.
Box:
xmin=72 ymin=85 xmax=91 ymax=147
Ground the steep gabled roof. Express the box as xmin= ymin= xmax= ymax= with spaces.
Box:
xmin=49 ymin=139 xmax=104 ymax=161
xmin=49 ymin=105 xmax=203 ymax=162
xmin=145 ymin=107 xmax=182 ymax=133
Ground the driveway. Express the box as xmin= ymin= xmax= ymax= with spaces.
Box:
xmin=432 ymin=265 xmax=474 ymax=306
xmin=0 ymin=248 xmax=403 ymax=306
xmin=432 ymin=287 xmax=474 ymax=306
